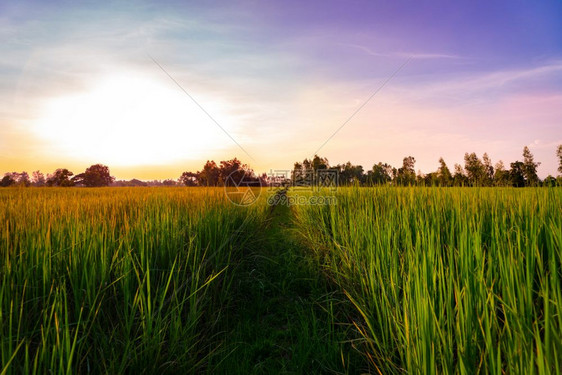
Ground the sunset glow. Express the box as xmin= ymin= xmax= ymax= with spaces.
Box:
xmin=1 ymin=0 xmax=561 ymax=178
xmin=33 ymin=73 xmax=232 ymax=165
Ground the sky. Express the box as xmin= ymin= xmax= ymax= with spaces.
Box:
xmin=1 ymin=0 xmax=561 ymax=180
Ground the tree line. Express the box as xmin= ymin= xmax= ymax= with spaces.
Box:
xmin=178 ymin=158 xmax=263 ymax=187
xmin=290 ymin=145 xmax=562 ymax=187
xmin=176 ymin=145 xmax=562 ymax=187
xmin=2 ymin=145 xmax=562 ymax=188
xmin=0 ymin=164 xmax=114 ymax=187
xmin=0 ymin=159 xmax=262 ymax=188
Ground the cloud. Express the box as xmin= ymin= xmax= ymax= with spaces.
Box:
xmin=432 ymin=61 xmax=561 ymax=90
xmin=344 ymin=43 xmax=460 ymax=60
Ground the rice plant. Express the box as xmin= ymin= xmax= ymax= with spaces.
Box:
xmin=294 ymin=187 xmax=562 ymax=374
xmin=0 ymin=187 xmax=267 ymax=374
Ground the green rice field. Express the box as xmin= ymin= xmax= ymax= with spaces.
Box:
xmin=1 ymin=187 xmax=561 ymax=374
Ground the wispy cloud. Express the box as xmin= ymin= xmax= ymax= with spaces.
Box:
xmin=344 ymin=43 xmax=460 ymax=60
xmin=385 ymin=60 xmax=562 ymax=106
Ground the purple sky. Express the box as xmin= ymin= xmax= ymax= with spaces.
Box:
xmin=1 ymin=0 xmax=561 ymax=179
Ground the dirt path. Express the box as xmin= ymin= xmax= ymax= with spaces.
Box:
xmin=212 ymin=193 xmax=361 ymax=374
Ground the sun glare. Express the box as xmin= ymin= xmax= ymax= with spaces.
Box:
xmin=33 ymin=73 xmax=232 ymax=166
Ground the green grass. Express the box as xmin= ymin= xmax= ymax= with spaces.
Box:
xmin=294 ymin=187 xmax=562 ymax=374
xmin=1 ymin=186 xmax=561 ymax=374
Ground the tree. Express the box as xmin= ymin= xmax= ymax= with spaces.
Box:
xmin=396 ymin=156 xmax=416 ymax=185
xmin=292 ymin=155 xmax=330 ymax=186
xmin=464 ymin=153 xmax=485 ymax=186
xmin=437 ymin=157 xmax=452 ymax=186
xmin=509 ymin=161 xmax=525 ymax=187
xmin=311 ymin=155 xmax=329 ymax=171
xmin=482 ymin=153 xmax=494 ymax=186
xmin=0 ymin=172 xmax=30 ymax=187
xmin=47 ymin=169 xmax=75 ymax=187
xmin=403 ymin=156 xmax=416 ymax=173
xmin=416 ymin=170 xmax=426 ymax=185
xmin=113 ymin=179 xmax=148 ymax=187
xmin=493 ymin=161 xmax=510 ymax=186
xmin=292 ymin=162 xmax=304 ymax=184
xmin=423 ymin=172 xmax=439 ymax=186
xmin=198 ymin=160 xmax=220 ymax=186
xmin=219 ymin=158 xmax=244 ymax=185
xmin=162 ymin=179 xmax=177 ymax=186
xmin=337 ymin=162 xmax=364 ymax=185
xmin=32 ymin=171 xmax=46 ymax=187
xmin=522 ymin=146 xmax=540 ymax=186
xmin=74 ymin=164 xmax=115 ymax=187
xmin=367 ymin=162 xmax=393 ymax=185
xmin=13 ymin=172 xmax=30 ymax=186
xmin=302 ymin=158 xmax=312 ymax=173
xmin=259 ymin=172 xmax=270 ymax=187
xmin=453 ymin=164 xmax=468 ymax=186
xmin=219 ymin=158 xmax=255 ymax=186
xmin=0 ymin=174 xmax=15 ymax=187
xmin=179 ymin=171 xmax=198 ymax=186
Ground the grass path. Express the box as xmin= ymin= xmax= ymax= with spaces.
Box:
xmin=213 ymin=194 xmax=362 ymax=374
